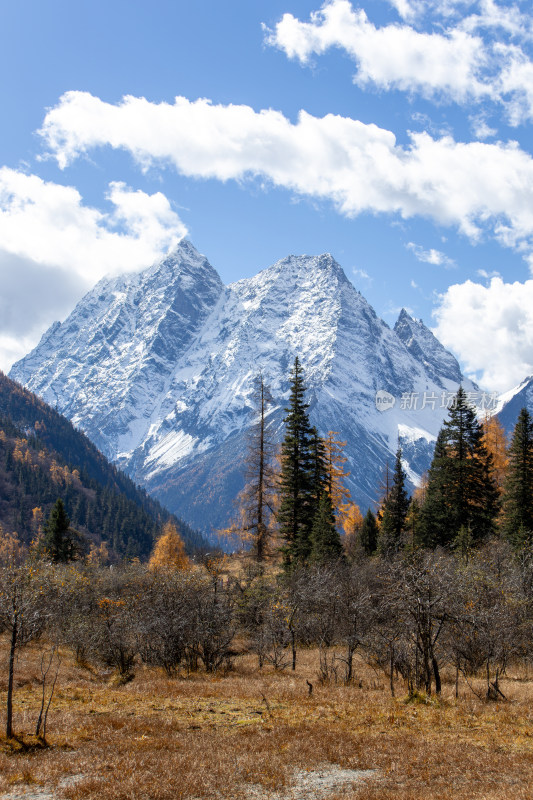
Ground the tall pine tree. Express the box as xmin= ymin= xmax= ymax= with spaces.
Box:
xmin=420 ymin=388 xmax=499 ymax=547
xmin=309 ymin=491 xmax=343 ymax=563
xmin=378 ymin=447 xmax=411 ymax=554
xmin=277 ymin=357 xmax=314 ymax=569
xmin=501 ymin=408 xmax=533 ymax=545
xmin=42 ymin=498 xmax=77 ymax=562
xmin=360 ymin=508 xmax=379 ymax=555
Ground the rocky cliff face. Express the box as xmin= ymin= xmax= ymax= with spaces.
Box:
xmin=11 ymin=241 xmax=476 ymax=531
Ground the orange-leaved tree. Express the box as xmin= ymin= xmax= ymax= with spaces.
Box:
xmin=342 ymin=501 xmax=364 ymax=558
xmin=323 ymin=431 xmax=351 ymax=524
xmin=482 ymin=414 xmax=509 ymax=495
xmin=148 ymin=522 xmax=190 ymax=571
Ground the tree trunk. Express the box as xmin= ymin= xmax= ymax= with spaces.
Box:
xmin=432 ymin=655 xmax=441 ymax=695
xmin=6 ymin=615 xmax=18 ymax=739
xmin=291 ymin=629 xmax=297 ymax=671
xmin=256 ymin=382 xmax=265 ymax=562
xmin=389 ymin=644 xmax=395 ymax=697
xmin=345 ymin=642 xmax=355 ymax=684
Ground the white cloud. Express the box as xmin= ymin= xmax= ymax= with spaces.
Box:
xmin=352 ymin=265 xmax=372 ymax=284
xmin=265 ymin=0 xmax=533 ymax=123
xmin=265 ymin=1 xmax=488 ymax=102
xmin=407 ymin=242 xmax=456 ymax=268
xmin=39 ymin=92 xmax=533 ymax=263
xmin=434 ymin=277 xmax=533 ymax=391
xmin=0 ymin=167 xmax=187 ymax=370
xmin=469 ymin=114 xmax=497 ymax=139
xmin=0 ymin=168 xmax=187 ymax=280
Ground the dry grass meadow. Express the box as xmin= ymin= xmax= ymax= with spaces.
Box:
xmin=2 ymin=641 xmax=533 ymax=800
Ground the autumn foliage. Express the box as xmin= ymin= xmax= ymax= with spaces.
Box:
xmin=148 ymin=522 xmax=191 ymax=571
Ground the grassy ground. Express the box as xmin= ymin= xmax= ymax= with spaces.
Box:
xmin=2 ymin=642 xmax=533 ymax=799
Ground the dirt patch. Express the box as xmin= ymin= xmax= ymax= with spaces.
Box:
xmin=0 ymin=774 xmax=85 ymax=800
xmin=246 ymin=764 xmax=379 ymax=799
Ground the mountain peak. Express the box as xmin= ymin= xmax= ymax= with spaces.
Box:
xmin=394 ymin=309 xmax=463 ymax=386
xmin=397 ymin=307 xmax=414 ymax=323
xmin=11 ymin=244 xmax=475 ymax=532
xmin=269 ymin=251 xmax=349 ymax=284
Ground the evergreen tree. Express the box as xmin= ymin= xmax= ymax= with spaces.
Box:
xmin=309 ymin=491 xmax=343 ymax=563
xmin=420 ymin=388 xmax=499 ymax=547
xmin=378 ymin=447 xmax=411 ymax=554
xmin=309 ymin=427 xmax=328 ymax=524
xmin=501 ymin=408 xmax=533 ymax=545
xmin=360 ymin=508 xmax=379 ymax=555
xmin=277 ymin=357 xmax=314 ymax=569
xmin=42 ymin=498 xmax=77 ymax=562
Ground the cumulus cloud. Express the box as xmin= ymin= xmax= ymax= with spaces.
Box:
xmin=0 ymin=168 xmax=187 ymax=280
xmin=39 ymin=91 xmax=533 ymax=262
xmin=265 ymin=0 xmax=533 ymax=123
xmin=434 ymin=277 xmax=533 ymax=391
xmin=0 ymin=167 xmax=187 ymax=370
xmin=407 ymin=242 xmax=456 ymax=268
xmin=264 ymin=1 xmax=488 ymax=102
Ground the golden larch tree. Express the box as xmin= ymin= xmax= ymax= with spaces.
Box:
xmin=482 ymin=414 xmax=508 ymax=494
xmin=323 ymin=431 xmax=351 ymax=523
xmin=342 ymin=501 xmax=364 ymax=557
xmin=148 ymin=522 xmax=190 ymax=571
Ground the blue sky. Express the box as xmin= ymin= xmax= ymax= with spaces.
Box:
xmin=1 ymin=0 xmax=533 ymax=392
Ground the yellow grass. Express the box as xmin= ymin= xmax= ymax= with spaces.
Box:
xmin=1 ymin=641 xmax=533 ymax=799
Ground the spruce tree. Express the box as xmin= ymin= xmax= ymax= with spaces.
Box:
xmin=309 ymin=491 xmax=343 ymax=563
xmin=420 ymin=388 xmax=499 ymax=547
xmin=378 ymin=447 xmax=410 ymax=554
xmin=43 ymin=498 xmax=77 ymax=562
xmin=277 ymin=357 xmax=314 ymax=569
xmin=360 ymin=508 xmax=379 ymax=555
xmin=501 ymin=408 xmax=533 ymax=545
xmin=309 ymin=427 xmax=328 ymax=525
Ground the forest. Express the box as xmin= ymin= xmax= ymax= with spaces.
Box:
xmin=0 ymin=371 xmax=207 ymax=557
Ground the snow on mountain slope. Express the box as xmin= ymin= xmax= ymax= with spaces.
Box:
xmin=11 ymin=241 xmax=224 ymax=460
xmin=495 ymin=375 xmax=533 ymax=435
xmin=11 ymin=243 xmax=477 ymax=531
xmin=394 ymin=308 xmax=463 ymax=386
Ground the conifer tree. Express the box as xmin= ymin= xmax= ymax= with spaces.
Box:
xmin=360 ymin=508 xmax=378 ymax=555
xmin=277 ymin=357 xmax=314 ymax=569
xmin=342 ymin=502 xmax=364 ymax=556
xmin=323 ymin=431 xmax=351 ymax=521
xmin=148 ymin=522 xmax=190 ymax=571
xmin=42 ymin=498 xmax=77 ymax=562
xmin=227 ymin=374 xmax=277 ymax=561
xmin=501 ymin=408 xmax=533 ymax=545
xmin=378 ymin=447 xmax=411 ymax=554
xmin=420 ymin=388 xmax=499 ymax=547
xmin=482 ymin=414 xmax=508 ymax=495
xmin=309 ymin=427 xmax=328 ymax=525
xmin=309 ymin=491 xmax=343 ymax=563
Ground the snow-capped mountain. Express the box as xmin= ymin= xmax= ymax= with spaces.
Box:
xmin=11 ymin=241 xmax=477 ymax=531
xmin=394 ymin=308 xmax=462 ymax=386
xmin=496 ymin=376 xmax=533 ymax=434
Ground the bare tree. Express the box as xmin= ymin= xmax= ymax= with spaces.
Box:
xmin=0 ymin=529 xmax=48 ymax=738
xmin=228 ymin=374 xmax=278 ymax=561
